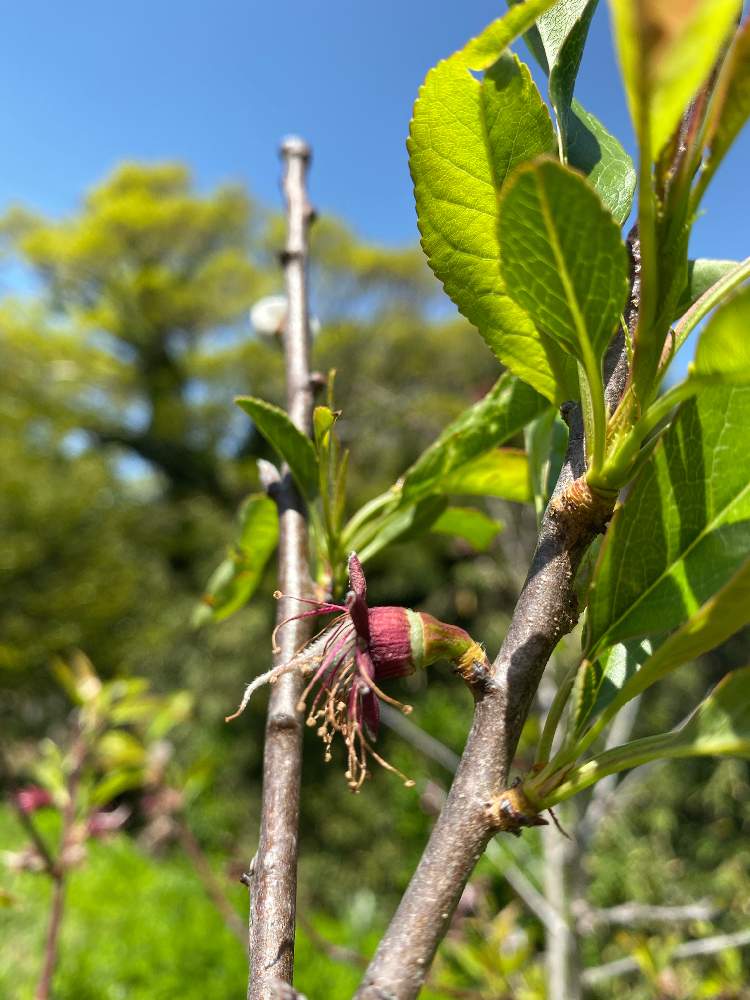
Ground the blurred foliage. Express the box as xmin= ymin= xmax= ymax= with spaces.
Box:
xmin=1 ymin=162 xmax=749 ymax=997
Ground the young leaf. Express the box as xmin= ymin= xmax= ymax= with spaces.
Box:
xmin=498 ymin=158 xmax=630 ymax=366
xmin=586 ymin=385 xmax=750 ymax=656
xmin=438 ymin=448 xmax=531 ymax=503
xmin=692 ymin=285 xmax=750 ymax=385
xmin=699 ymin=17 xmax=750 ymax=198
xmin=431 ymin=506 xmax=504 ymax=551
xmin=459 ymin=0 xmax=559 ymax=71
xmin=409 ymin=46 xmax=577 ymax=403
xmin=498 ymin=157 xmax=629 ymax=467
xmin=565 ymin=101 xmax=636 ymax=225
xmin=543 ymin=667 xmax=750 ymax=805
xmin=236 ymin=396 xmax=318 ymax=500
xmin=356 ymin=496 xmax=447 ymax=564
xmin=401 ymin=373 xmax=547 ymax=504
xmin=673 ymin=259 xmax=740 ymax=319
xmin=611 ymin=556 xmax=750 ymax=713
xmin=193 ymin=494 xmax=279 ymax=625
xmin=570 ymin=639 xmax=653 ymax=737
xmin=609 ymin=0 xmax=742 ymax=156
xmin=546 ymin=0 xmax=598 ymax=128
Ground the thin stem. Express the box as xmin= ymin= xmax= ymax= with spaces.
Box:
xmin=35 ymin=731 xmax=85 ymax=1000
xmin=247 ymin=136 xmax=315 ymax=999
xmin=177 ymin=819 xmax=245 ymax=943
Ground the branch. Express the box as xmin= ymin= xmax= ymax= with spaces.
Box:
xmin=246 ymin=136 xmax=315 ymax=999
xmin=356 ymin=235 xmax=640 ymax=1000
xmin=574 ymin=900 xmax=717 ymax=934
xmin=581 ymin=928 xmax=750 ymax=986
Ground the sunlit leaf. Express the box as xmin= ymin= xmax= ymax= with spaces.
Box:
xmin=609 ymin=0 xmax=741 ymax=156
xmin=401 ymin=373 xmax=546 ymax=504
xmin=692 ymin=285 xmax=750 ymax=385
xmin=357 ymin=496 xmax=447 ymax=564
xmin=438 ymin=448 xmax=531 ymax=503
xmin=673 ymin=259 xmax=739 ymax=319
xmin=587 ymin=385 xmax=750 ymax=655
xmin=565 ymin=101 xmax=636 ymax=224
xmin=409 ymin=44 xmax=577 ymax=402
xmin=235 ymin=396 xmax=318 ymax=500
xmin=701 ymin=17 xmax=750 ymax=195
xmin=431 ymin=507 xmax=504 ymax=551
xmin=498 ymin=158 xmax=629 ymax=369
xmin=193 ymin=494 xmax=279 ymax=625
xmin=571 ymin=639 xmax=652 ymax=736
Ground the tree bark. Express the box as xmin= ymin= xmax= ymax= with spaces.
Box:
xmin=246 ymin=137 xmax=315 ymax=999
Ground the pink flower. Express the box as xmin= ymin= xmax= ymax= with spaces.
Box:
xmin=86 ymin=805 xmax=130 ymax=838
xmin=227 ymin=554 xmax=488 ymax=791
xmin=13 ymin=786 xmax=53 ymax=814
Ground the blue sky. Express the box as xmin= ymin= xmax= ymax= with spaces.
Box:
xmin=0 ymin=2 xmax=747 ymax=272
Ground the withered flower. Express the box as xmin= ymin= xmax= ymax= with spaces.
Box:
xmin=227 ymin=554 xmax=489 ymax=791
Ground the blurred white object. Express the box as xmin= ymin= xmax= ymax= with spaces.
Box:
xmin=249 ymin=294 xmax=320 ymax=338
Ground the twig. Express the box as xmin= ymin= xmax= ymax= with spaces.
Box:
xmin=380 ymin=702 xmax=563 ymax=936
xmin=35 ymin=731 xmax=85 ymax=1000
xmin=355 ymin=233 xmax=640 ymax=999
xmin=574 ymin=900 xmax=717 ymax=933
xmin=247 ymin=136 xmax=315 ymax=999
xmin=581 ymin=927 xmax=750 ymax=985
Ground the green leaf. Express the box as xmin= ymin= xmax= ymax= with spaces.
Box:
xmin=700 ymin=18 xmax=750 ymax=196
xmin=571 ymin=640 xmax=653 ymax=737
xmin=671 ymin=667 xmax=750 ymax=757
xmin=609 ymin=0 xmax=741 ymax=156
xmin=586 ymin=385 xmax=750 ymax=656
xmin=357 ymin=496 xmax=447 ymax=564
xmin=692 ymin=285 xmax=750 ymax=385
xmin=525 ymin=407 xmax=558 ymax=521
xmin=431 ymin=506 xmax=504 ymax=550
xmin=236 ymin=396 xmax=318 ymax=500
xmin=610 ymin=556 xmax=750 ymax=707
xmin=401 ymin=373 xmax=547 ymax=504
xmin=313 ymin=405 xmax=337 ymax=452
xmin=95 ymin=730 xmax=146 ymax=769
xmin=565 ymin=101 xmax=636 ymax=225
xmin=459 ymin=0 xmax=559 ymax=71
xmin=193 ymin=494 xmax=279 ymax=625
xmin=498 ymin=158 xmax=630 ymax=366
xmin=673 ymin=259 xmax=740 ymax=319
xmin=91 ymin=769 xmax=147 ymax=807
xmin=543 ymin=667 xmax=750 ymax=805
xmin=438 ymin=448 xmax=531 ymax=503
xmin=409 ymin=46 xmax=577 ymax=403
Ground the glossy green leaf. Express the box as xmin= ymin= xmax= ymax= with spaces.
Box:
xmin=586 ymin=385 xmax=750 ymax=655
xmin=236 ymin=396 xmax=318 ymax=500
xmin=609 ymin=0 xmax=741 ymax=156
xmin=431 ymin=506 xmax=504 ymax=550
xmin=356 ymin=495 xmax=447 ymax=564
xmin=610 ymin=557 xmax=750 ymax=708
xmin=692 ymin=285 xmax=750 ymax=385
xmin=525 ymin=407 xmax=557 ymax=521
xmin=313 ymin=405 xmax=337 ymax=452
xmin=673 ymin=259 xmax=739 ymax=319
xmin=401 ymin=373 xmax=547 ymax=504
xmin=700 ymin=18 xmax=750 ymax=196
xmin=565 ymin=101 xmax=636 ymax=224
xmin=459 ymin=0 xmax=559 ymax=71
xmin=571 ymin=639 xmax=652 ymax=736
xmin=498 ymin=158 xmax=630 ymax=367
xmin=544 ymin=667 xmax=750 ymax=805
xmin=193 ymin=494 xmax=279 ymax=625
xmin=439 ymin=448 xmax=531 ymax=503
xmin=409 ymin=45 xmax=578 ymax=403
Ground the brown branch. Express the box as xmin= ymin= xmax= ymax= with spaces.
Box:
xmin=355 ymin=236 xmax=641 ymax=1000
xmin=246 ymin=136 xmax=315 ymax=999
